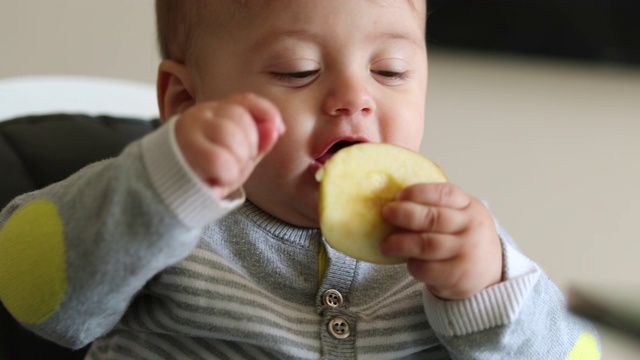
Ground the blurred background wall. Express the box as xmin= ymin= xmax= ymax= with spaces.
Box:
xmin=0 ymin=0 xmax=158 ymax=83
xmin=1 ymin=1 xmax=639 ymax=358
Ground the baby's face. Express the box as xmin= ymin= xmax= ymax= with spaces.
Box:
xmin=193 ymin=0 xmax=427 ymax=227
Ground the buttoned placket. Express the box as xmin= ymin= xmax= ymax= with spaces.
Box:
xmin=317 ymin=240 xmax=358 ymax=359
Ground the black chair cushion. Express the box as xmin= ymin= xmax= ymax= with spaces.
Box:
xmin=0 ymin=113 xmax=159 ymax=208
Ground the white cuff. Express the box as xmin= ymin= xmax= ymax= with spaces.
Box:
xmin=140 ymin=115 xmax=245 ymax=229
xmin=423 ymin=226 xmax=540 ymax=336
xmin=423 ymin=268 xmax=540 ymax=336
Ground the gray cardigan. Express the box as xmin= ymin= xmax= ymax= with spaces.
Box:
xmin=0 ymin=119 xmax=600 ymax=359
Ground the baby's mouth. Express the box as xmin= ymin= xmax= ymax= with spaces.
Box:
xmin=312 ymin=139 xmax=366 ymax=175
xmin=316 ymin=141 xmax=358 ymax=166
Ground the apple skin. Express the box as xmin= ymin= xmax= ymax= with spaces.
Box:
xmin=318 ymin=143 xmax=447 ymax=265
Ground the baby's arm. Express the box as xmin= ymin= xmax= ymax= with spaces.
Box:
xmin=0 ymin=93 xmax=284 ymax=349
xmin=381 ymin=183 xmax=601 ymax=358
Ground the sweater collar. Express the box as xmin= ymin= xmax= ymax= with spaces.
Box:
xmin=237 ymin=201 xmax=322 ymax=249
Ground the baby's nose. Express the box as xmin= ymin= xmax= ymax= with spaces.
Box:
xmin=322 ymin=76 xmax=376 ymax=117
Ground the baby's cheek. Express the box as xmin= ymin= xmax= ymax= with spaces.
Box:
xmin=0 ymin=200 xmax=67 ymax=324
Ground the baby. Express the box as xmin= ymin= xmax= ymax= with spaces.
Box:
xmin=0 ymin=1 xmax=600 ymax=359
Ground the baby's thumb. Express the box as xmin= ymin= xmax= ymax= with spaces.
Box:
xmin=235 ymin=92 xmax=286 ymax=161
xmin=256 ymin=117 xmax=285 ymax=158
xmin=248 ymin=99 xmax=285 ymax=157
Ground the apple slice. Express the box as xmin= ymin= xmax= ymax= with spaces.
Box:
xmin=317 ymin=143 xmax=447 ymax=264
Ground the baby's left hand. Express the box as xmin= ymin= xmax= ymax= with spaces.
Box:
xmin=380 ymin=183 xmax=503 ymax=300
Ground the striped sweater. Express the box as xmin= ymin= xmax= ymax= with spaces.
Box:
xmin=87 ymin=202 xmax=451 ymax=359
xmin=0 ymin=120 xmax=600 ymax=359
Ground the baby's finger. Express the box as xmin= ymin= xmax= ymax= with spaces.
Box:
xmin=381 ymin=232 xmax=462 ymax=261
xmin=231 ymin=93 xmax=285 ymax=156
xmin=200 ymin=114 xmax=257 ymax=162
xmin=382 ymin=201 xmax=469 ymax=233
xmin=397 ymin=183 xmax=470 ymax=209
xmin=198 ymin=144 xmax=244 ymax=187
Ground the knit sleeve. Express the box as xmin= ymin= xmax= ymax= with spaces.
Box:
xmin=422 ymin=221 xmax=601 ymax=359
xmin=0 ymin=118 xmax=243 ymax=349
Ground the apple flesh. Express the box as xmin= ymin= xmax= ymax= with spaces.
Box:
xmin=317 ymin=143 xmax=447 ymax=265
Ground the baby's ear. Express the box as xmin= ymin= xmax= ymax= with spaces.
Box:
xmin=157 ymin=60 xmax=196 ymax=124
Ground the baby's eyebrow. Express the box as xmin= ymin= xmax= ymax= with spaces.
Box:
xmin=371 ymin=30 xmax=425 ymax=48
xmin=252 ymin=29 xmax=424 ymax=53
xmin=251 ymin=29 xmax=321 ymax=50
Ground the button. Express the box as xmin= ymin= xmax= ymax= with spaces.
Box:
xmin=328 ymin=317 xmax=350 ymax=339
xmin=322 ymin=289 xmax=343 ymax=308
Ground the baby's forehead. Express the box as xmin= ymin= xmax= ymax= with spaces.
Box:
xmin=182 ymin=0 xmax=426 ymax=64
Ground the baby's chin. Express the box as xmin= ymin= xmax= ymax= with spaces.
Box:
xmin=246 ymin=191 xmax=320 ymax=228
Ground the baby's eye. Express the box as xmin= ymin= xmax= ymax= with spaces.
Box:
xmin=371 ymin=58 xmax=411 ymax=85
xmin=372 ymin=70 xmax=406 ymax=79
xmin=371 ymin=69 xmax=410 ymax=86
xmin=271 ymin=70 xmax=320 ymax=82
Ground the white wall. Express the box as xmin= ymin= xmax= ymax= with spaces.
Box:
xmin=2 ymin=1 xmax=640 ymax=358
xmin=0 ymin=0 xmax=158 ymax=83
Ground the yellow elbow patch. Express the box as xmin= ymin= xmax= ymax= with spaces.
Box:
xmin=0 ymin=200 xmax=67 ymax=324
xmin=566 ymin=332 xmax=600 ymax=360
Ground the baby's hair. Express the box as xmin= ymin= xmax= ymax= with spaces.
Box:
xmin=156 ymin=0 xmax=425 ymax=63
xmin=155 ymin=0 xmax=210 ymax=63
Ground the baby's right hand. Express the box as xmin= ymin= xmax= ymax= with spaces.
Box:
xmin=174 ymin=93 xmax=285 ymax=199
